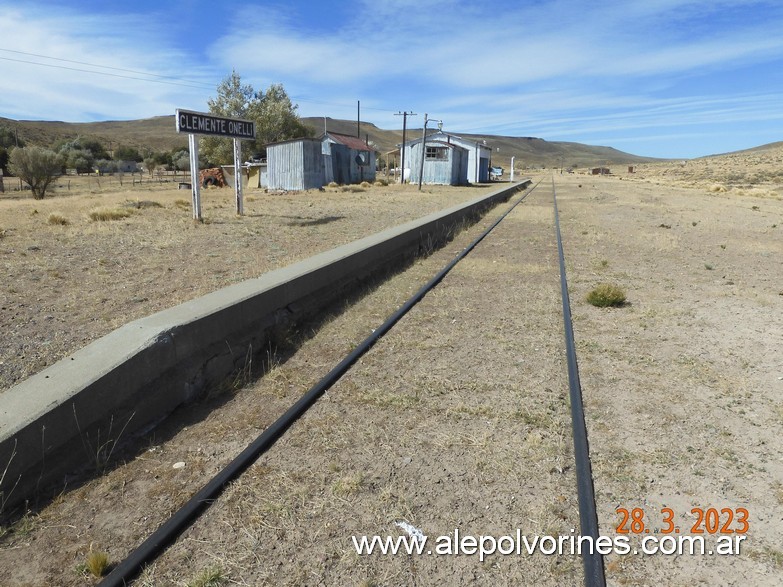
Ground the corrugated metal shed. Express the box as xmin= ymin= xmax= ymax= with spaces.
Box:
xmin=266 ymin=138 xmax=325 ymax=190
xmin=404 ymin=132 xmax=491 ymax=183
xmin=430 ymin=132 xmax=491 ymax=183
xmin=408 ymin=140 xmax=469 ymax=186
xmin=322 ymin=132 xmax=376 ymax=184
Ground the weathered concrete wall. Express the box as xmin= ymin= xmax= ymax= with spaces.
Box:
xmin=0 ymin=181 xmax=530 ymax=513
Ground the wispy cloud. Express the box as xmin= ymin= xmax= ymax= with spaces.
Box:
xmin=1 ymin=0 xmax=782 ymax=157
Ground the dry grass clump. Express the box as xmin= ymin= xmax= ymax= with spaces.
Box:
xmin=374 ymin=179 xmax=389 ymax=186
xmin=88 ymin=208 xmax=133 ymax=221
xmin=124 ymin=199 xmax=163 ymax=209
xmin=84 ymin=549 xmax=110 ymax=577
xmin=340 ymin=185 xmax=366 ymax=193
xmin=187 ymin=565 xmax=227 ymax=587
xmin=47 ymin=213 xmax=69 ymax=226
xmin=360 ymin=181 xmax=372 ymax=188
xmin=708 ymin=184 xmax=727 ymax=193
xmin=586 ymin=283 xmax=627 ymax=307
xmin=327 ymin=181 xmax=339 ymax=188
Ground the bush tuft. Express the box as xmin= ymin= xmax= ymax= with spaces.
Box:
xmin=89 ymin=208 xmax=133 ymax=221
xmin=586 ymin=284 xmax=627 ymax=307
xmin=47 ymin=213 xmax=69 ymax=226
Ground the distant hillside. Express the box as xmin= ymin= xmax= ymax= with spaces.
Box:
xmin=701 ymin=141 xmax=783 ymax=158
xmin=0 ymin=116 xmax=188 ymax=153
xmin=3 ymin=114 xmax=658 ymax=168
xmin=304 ymin=118 xmax=658 ymax=169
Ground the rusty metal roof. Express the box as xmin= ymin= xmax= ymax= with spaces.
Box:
xmin=324 ymin=132 xmax=373 ymax=151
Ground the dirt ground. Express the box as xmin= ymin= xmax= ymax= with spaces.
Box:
xmin=0 ymin=176 xmax=499 ymax=392
xmin=0 ymin=150 xmax=782 ymax=586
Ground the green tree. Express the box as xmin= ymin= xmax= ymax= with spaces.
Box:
xmin=78 ymin=138 xmax=109 ymax=161
xmin=199 ymin=71 xmax=312 ymax=166
xmin=9 ymin=146 xmax=62 ymax=199
xmin=0 ymin=126 xmax=24 ymax=149
xmin=143 ymin=156 xmax=157 ymax=177
xmin=113 ymin=145 xmax=143 ymax=162
xmin=250 ymin=83 xmax=312 ymax=146
xmin=171 ymin=149 xmax=190 ymax=171
xmin=0 ymin=147 xmax=9 ymax=175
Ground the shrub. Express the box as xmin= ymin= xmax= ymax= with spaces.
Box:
xmin=47 ymin=213 xmax=69 ymax=225
xmin=85 ymin=550 xmax=110 ymax=577
xmin=188 ymin=565 xmax=227 ymax=587
xmin=8 ymin=146 xmax=62 ymax=199
xmin=124 ymin=199 xmax=163 ymax=209
xmin=586 ymin=284 xmax=627 ymax=307
xmin=89 ymin=208 xmax=133 ymax=221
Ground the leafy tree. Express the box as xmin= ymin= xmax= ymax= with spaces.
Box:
xmin=199 ymin=71 xmax=312 ymax=165
xmin=113 ymin=145 xmax=143 ymax=162
xmin=143 ymin=156 xmax=157 ymax=177
xmin=9 ymin=146 xmax=62 ymax=199
xmin=0 ymin=147 xmax=9 ymax=175
xmin=56 ymin=138 xmax=100 ymax=173
xmin=171 ymin=149 xmax=190 ymax=171
xmin=250 ymin=83 xmax=312 ymax=146
xmin=78 ymin=138 xmax=109 ymax=161
xmin=0 ymin=126 xmax=24 ymax=149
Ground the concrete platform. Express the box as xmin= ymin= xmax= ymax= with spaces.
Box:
xmin=0 ymin=181 xmax=529 ymax=512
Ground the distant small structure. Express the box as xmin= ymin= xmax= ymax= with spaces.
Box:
xmin=407 ymin=140 xmax=469 ymax=186
xmin=591 ymin=167 xmax=611 ymax=175
xmin=402 ymin=131 xmax=490 ymax=183
xmin=266 ymin=137 xmax=325 ymax=191
xmin=245 ymin=162 xmax=267 ymax=188
xmin=628 ymin=165 xmax=635 ymax=174
xmin=322 ymin=132 xmax=376 ymax=185
xmin=265 ymin=133 xmax=377 ymax=191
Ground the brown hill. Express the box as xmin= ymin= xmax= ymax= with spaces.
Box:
xmin=0 ymin=116 xmax=188 ymax=153
xmin=3 ymin=114 xmax=659 ymax=168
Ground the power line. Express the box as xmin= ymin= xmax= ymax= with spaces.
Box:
xmin=0 ymin=48 xmax=426 ymax=122
xmin=0 ymin=48 xmax=214 ymax=88
xmin=0 ymin=55 xmax=213 ymax=90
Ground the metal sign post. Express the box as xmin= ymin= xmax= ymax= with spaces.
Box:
xmin=187 ymin=133 xmax=201 ymax=220
xmin=175 ymin=108 xmax=256 ymax=221
xmin=233 ymin=138 xmax=243 ymax=216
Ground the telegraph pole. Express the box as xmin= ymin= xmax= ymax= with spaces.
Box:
xmin=418 ymin=113 xmax=428 ymax=190
xmin=395 ymin=111 xmax=416 ymax=183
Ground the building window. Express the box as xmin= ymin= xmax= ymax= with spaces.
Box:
xmin=425 ymin=146 xmax=448 ymax=160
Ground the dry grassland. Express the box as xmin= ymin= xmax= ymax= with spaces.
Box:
xmin=0 ymin=176 xmax=499 ymax=392
xmin=0 ymin=145 xmax=782 ymax=586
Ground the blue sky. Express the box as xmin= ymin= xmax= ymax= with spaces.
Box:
xmin=1 ymin=0 xmax=783 ymax=158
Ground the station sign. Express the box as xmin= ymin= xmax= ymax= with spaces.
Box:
xmin=175 ymin=108 xmax=256 ymax=140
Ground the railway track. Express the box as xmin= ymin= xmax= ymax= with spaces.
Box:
xmin=91 ymin=178 xmax=605 ymax=586
xmin=3 ymin=172 xmax=778 ymax=585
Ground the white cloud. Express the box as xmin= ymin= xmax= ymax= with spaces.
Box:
xmin=1 ymin=0 xmax=783 ymax=157
xmin=0 ymin=4 xmax=216 ymax=120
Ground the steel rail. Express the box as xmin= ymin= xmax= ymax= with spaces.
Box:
xmin=100 ymin=180 xmax=538 ymax=586
xmin=551 ymin=177 xmax=606 ymax=587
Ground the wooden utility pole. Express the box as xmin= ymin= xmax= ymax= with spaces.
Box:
xmin=418 ymin=114 xmax=428 ymax=191
xmin=395 ymin=111 xmax=416 ymax=183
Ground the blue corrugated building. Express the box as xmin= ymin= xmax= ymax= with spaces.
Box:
xmin=406 ymin=139 xmax=469 ymax=186
xmin=266 ymin=137 xmax=325 ymax=191
xmin=265 ymin=133 xmax=376 ymax=190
